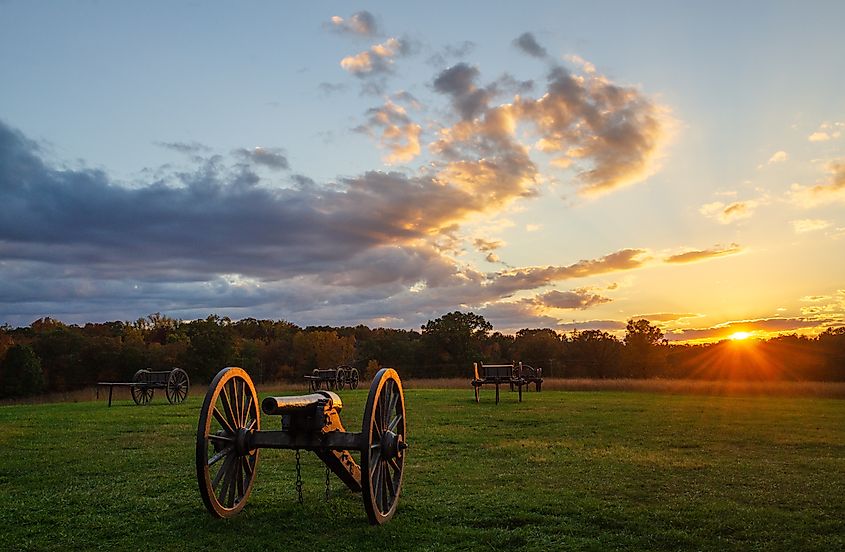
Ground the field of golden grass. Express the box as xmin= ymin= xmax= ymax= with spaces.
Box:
xmin=3 ymin=376 xmax=843 ymax=407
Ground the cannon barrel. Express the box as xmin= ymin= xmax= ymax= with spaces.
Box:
xmin=261 ymin=391 xmax=343 ymax=416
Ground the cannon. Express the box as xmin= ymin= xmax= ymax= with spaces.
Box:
xmin=195 ymin=366 xmax=407 ymax=525
xmin=304 ymin=365 xmax=360 ymax=391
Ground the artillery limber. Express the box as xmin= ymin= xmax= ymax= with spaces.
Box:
xmin=97 ymin=367 xmax=190 ymax=406
xmin=471 ymin=362 xmax=526 ymax=404
xmin=304 ymin=365 xmax=360 ymax=391
xmin=196 ymin=366 xmax=407 ymax=525
xmin=519 ymin=363 xmax=543 ymax=391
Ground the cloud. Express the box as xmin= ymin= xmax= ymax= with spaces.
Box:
xmin=791 ymin=219 xmax=831 ymax=233
xmin=664 ymin=243 xmax=742 ymax=264
xmin=664 ymin=317 xmax=830 ymax=341
xmin=427 ymin=41 xmax=476 ymax=67
xmin=156 ymin=141 xmax=211 ymax=155
xmin=767 ymin=150 xmax=788 ymax=164
xmin=233 ymin=147 xmax=289 ymax=170
xmin=356 ymin=100 xmax=422 ymax=163
xmin=807 ymin=121 xmax=843 ymax=142
xmin=557 ymin=319 xmax=627 ymax=331
xmin=631 ymin=313 xmax=700 ymax=322
xmin=329 ymin=11 xmax=379 ymax=36
xmin=433 ymin=63 xmax=492 ymax=121
xmin=488 ymin=249 xmax=650 ymax=295
xmin=0 ymin=35 xmax=674 ymax=327
xmin=340 ymin=37 xmax=413 ymax=79
xmin=430 ymin=58 xmax=671 ymax=198
xmin=473 ymin=238 xmax=503 ymax=252
xmin=513 ymin=32 xmax=548 ymax=58
xmin=515 ymin=65 xmax=671 ymax=195
xmin=699 ymin=200 xmax=757 ymax=223
xmin=318 ymin=82 xmax=347 ymax=96
xmin=477 ymin=300 xmax=561 ymax=331
xmin=1 ymin=118 xmax=661 ymax=327
xmin=789 ymin=160 xmax=845 ymax=207
xmin=536 ymin=289 xmax=612 ymax=309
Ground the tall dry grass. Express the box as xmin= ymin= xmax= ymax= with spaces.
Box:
xmin=3 ymin=377 xmax=844 ymax=407
xmin=403 ymin=377 xmax=845 ymax=398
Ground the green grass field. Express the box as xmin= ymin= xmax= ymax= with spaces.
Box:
xmin=1 ymin=385 xmax=843 ymax=551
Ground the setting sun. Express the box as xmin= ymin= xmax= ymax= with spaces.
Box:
xmin=729 ymin=331 xmax=752 ymax=341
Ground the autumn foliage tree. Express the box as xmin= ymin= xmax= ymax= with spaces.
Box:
xmin=421 ymin=311 xmax=492 ymax=365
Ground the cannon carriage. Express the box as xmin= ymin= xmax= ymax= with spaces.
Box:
xmin=304 ymin=364 xmax=360 ymax=391
xmin=196 ymin=366 xmax=406 ymax=525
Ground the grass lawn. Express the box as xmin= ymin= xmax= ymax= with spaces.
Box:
xmin=0 ymin=384 xmax=843 ymax=551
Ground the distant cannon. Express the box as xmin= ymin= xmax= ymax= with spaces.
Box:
xmin=195 ymin=367 xmax=407 ymax=525
xmin=304 ymin=364 xmax=360 ymax=391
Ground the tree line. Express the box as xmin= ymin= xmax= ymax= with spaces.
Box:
xmin=1 ymin=312 xmax=843 ymax=398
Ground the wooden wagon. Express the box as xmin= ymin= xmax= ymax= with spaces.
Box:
xmin=97 ymin=368 xmax=190 ymax=406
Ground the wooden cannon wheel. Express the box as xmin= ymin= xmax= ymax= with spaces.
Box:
xmin=195 ymin=367 xmax=261 ymax=518
xmin=166 ymin=368 xmax=190 ymax=404
xmin=361 ymin=368 xmax=407 ymax=525
xmin=130 ymin=369 xmax=153 ymax=406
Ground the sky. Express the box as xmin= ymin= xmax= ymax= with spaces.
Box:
xmin=1 ymin=1 xmax=843 ymax=342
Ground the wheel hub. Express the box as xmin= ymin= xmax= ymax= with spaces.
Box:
xmin=235 ymin=427 xmax=251 ymax=456
xmin=380 ymin=430 xmax=407 ymax=460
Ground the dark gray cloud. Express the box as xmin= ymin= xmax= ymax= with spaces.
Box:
xmin=318 ymin=82 xmax=348 ymax=96
xmin=433 ymin=63 xmax=492 ymax=121
xmin=427 ymin=41 xmax=476 ymax=67
xmin=156 ymin=141 xmax=210 ymax=155
xmin=329 ymin=11 xmax=379 ymax=36
xmin=513 ymin=32 xmax=548 ymax=58
xmin=233 ymin=147 xmax=289 ymax=170
xmin=537 ymin=289 xmax=612 ymax=310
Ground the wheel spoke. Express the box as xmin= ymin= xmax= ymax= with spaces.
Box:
xmin=226 ymin=458 xmax=237 ymax=506
xmin=212 ymin=406 xmax=235 ymax=435
xmin=244 ymin=395 xmax=254 ymax=426
xmin=388 ymin=413 xmax=403 ymax=432
xmin=231 ymin=380 xmax=242 ymax=428
xmin=369 ymin=446 xmax=382 ymax=476
xmin=208 ymin=433 xmax=234 ymax=444
xmin=388 ymin=456 xmax=401 ymax=474
xmin=235 ymin=458 xmax=245 ymax=501
xmin=217 ymin=458 xmax=232 ymax=505
xmin=240 ymin=381 xmax=248 ymax=427
xmin=213 ymin=453 xmax=233 ymax=488
xmin=220 ymin=384 xmax=238 ymax=430
xmin=373 ymin=461 xmax=384 ymax=511
xmin=380 ymin=461 xmax=389 ymax=512
xmin=387 ymin=386 xmax=399 ymax=418
xmin=385 ymin=462 xmax=395 ymax=500
xmin=207 ymin=445 xmax=233 ymax=467
xmin=242 ymin=456 xmax=254 ymax=478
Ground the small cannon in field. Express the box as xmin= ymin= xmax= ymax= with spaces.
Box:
xmin=304 ymin=364 xmax=360 ymax=391
xmin=195 ymin=367 xmax=407 ymax=525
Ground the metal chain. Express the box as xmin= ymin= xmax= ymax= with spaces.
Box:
xmin=295 ymin=449 xmax=303 ymax=504
xmin=325 ymin=466 xmax=331 ymax=501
